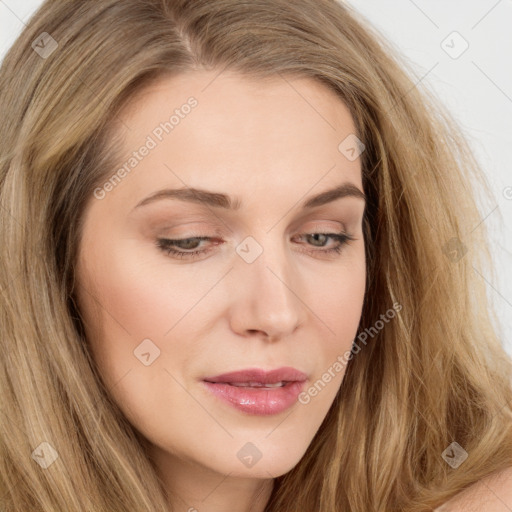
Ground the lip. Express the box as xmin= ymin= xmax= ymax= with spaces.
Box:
xmin=203 ymin=367 xmax=308 ymax=384
xmin=202 ymin=367 xmax=308 ymax=416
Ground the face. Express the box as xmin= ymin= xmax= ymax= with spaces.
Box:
xmin=75 ymin=70 xmax=366 ymax=484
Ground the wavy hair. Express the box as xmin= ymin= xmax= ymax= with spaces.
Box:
xmin=1 ymin=0 xmax=511 ymax=510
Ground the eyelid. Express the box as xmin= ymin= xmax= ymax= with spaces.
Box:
xmin=157 ymin=218 xmax=348 ymax=235
xmin=299 ymin=220 xmax=347 ymax=232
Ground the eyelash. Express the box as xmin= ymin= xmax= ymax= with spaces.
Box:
xmin=155 ymin=232 xmax=355 ymax=260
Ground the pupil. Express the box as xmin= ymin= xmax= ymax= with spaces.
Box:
xmin=310 ymin=233 xmax=326 ymax=246
xmin=180 ymin=238 xmax=200 ymax=249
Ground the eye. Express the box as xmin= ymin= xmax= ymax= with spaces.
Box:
xmin=155 ymin=232 xmax=355 ymax=260
xmin=295 ymin=232 xmax=355 ymax=256
xmin=155 ymin=236 xmax=220 ymax=260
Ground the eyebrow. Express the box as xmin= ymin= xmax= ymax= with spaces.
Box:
xmin=133 ymin=181 xmax=366 ymax=211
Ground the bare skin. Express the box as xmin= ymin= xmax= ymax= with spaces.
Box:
xmin=435 ymin=466 xmax=512 ymax=511
xmin=74 ymin=70 xmax=367 ymax=512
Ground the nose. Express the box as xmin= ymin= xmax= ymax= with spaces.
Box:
xmin=228 ymin=238 xmax=307 ymax=342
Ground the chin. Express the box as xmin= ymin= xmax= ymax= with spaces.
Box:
xmin=226 ymin=459 xmax=301 ymax=479
xmin=213 ymin=441 xmax=308 ymax=479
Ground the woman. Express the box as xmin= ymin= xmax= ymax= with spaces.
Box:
xmin=1 ymin=0 xmax=511 ymax=510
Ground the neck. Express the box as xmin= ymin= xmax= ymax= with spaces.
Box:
xmin=149 ymin=448 xmax=275 ymax=512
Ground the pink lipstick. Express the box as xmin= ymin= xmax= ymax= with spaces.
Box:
xmin=202 ymin=367 xmax=307 ymax=415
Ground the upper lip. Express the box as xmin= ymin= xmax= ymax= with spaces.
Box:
xmin=203 ymin=366 xmax=308 ymax=384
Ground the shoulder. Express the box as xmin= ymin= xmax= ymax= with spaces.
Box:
xmin=436 ymin=466 xmax=512 ymax=511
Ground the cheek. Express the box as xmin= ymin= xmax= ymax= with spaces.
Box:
xmin=74 ymin=245 xmax=201 ymax=434
xmin=75 ymin=238 xmax=234 ymax=403
xmin=312 ymin=251 xmax=366 ymax=381
xmin=80 ymin=239 xmax=208 ymax=342
xmin=290 ymin=258 xmax=366 ymax=439
xmin=315 ymin=248 xmax=366 ymax=339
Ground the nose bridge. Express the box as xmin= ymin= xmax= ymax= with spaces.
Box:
xmin=230 ymin=232 xmax=304 ymax=338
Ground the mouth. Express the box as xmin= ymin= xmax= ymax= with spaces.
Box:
xmin=203 ymin=366 xmax=308 ymax=385
xmin=214 ymin=381 xmax=289 ymax=388
xmin=201 ymin=367 xmax=308 ymax=415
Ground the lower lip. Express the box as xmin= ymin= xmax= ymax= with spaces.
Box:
xmin=202 ymin=380 xmax=306 ymax=415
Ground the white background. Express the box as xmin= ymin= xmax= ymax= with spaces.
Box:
xmin=1 ymin=0 xmax=511 ymax=355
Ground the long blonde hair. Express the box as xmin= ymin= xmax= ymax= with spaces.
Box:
xmin=1 ymin=0 xmax=511 ymax=510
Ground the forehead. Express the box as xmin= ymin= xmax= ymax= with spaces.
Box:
xmin=102 ymin=70 xmax=363 ymax=210
xmin=120 ymin=69 xmax=358 ymax=140
xmin=121 ymin=69 xmax=355 ymax=121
